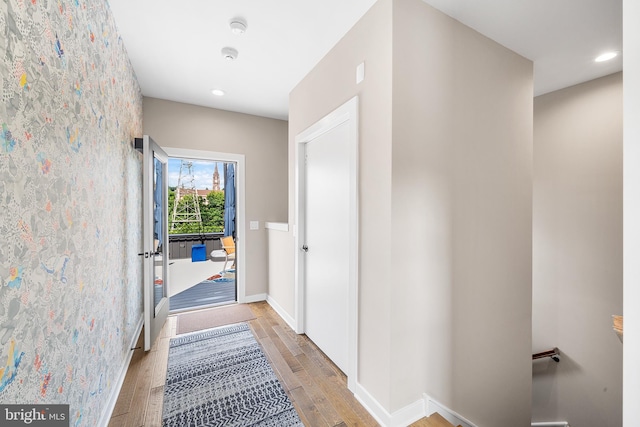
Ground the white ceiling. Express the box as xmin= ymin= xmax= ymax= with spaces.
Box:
xmin=107 ymin=0 xmax=622 ymax=121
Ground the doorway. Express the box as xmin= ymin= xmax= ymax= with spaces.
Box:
xmin=164 ymin=147 xmax=247 ymax=307
xmin=295 ymin=96 xmax=359 ymax=390
xmin=166 ymin=157 xmax=237 ymax=312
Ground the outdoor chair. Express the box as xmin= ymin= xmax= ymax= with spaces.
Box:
xmin=210 ymin=236 xmax=235 ymax=272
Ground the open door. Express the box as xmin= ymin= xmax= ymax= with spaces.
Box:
xmin=137 ymin=135 xmax=169 ymax=351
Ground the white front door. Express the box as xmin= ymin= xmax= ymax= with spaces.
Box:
xmin=140 ymin=135 xmax=169 ymax=351
xmin=297 ymin=97 xmax=359 ymax=384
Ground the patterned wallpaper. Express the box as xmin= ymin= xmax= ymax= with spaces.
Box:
xmin=0 ymin=0 xmax=143 ymax=425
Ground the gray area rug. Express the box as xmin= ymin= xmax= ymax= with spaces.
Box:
xmin=162 ymin=323 xmax=304 ymax=427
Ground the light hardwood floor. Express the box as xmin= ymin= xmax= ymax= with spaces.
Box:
xmin=108 ymin=301 xmax=381 ymax=427
xmin=107 ymin=301 xmax=456 ymax=427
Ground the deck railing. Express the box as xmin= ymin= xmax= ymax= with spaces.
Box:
xmin=168 ymin=232 xmax=224 ymax=260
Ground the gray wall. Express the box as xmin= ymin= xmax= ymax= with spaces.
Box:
xmin=289 ymin=0 xmax=533 ymax=424
xmin=289 ymin=0 xmax=395 ymax=407
xmin=391 ymin=0 xmax=533 ymax=422
xmin=533 ymin=72 xmax=623 ymax=426
xmin=143 ymin=98 xmax=288 ymax=298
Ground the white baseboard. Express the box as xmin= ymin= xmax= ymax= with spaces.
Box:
xmin=353 ymin=382 xmax=425 ymax=427
xmin=266 ymin=295 xmax=297 ymax=331
xmin=532 ymin=422 xmax=570 ymax=427
xmin=351 ymin=387 xmax=478 ymax=427
xmin=243 ymin=293 xmax=267 ymax=303
xmin=97 ymin=316 xmax=144 ymax=427
xmin=425 ymin=394 xmax=477 ymax=427
xmin=392 ymin=398 xmax=426 ymax=426
xmin=354 ymin=383 xmax=392 ymax=426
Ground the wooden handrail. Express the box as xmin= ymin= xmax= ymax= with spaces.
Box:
xmin=533 ymin=347 xmax=560 ymax=362
xmin=613 ymin=315 xmax=623 ymax=342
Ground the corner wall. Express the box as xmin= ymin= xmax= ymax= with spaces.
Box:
xmin=289 ymin=0 xmax=533 ymax=423
xmin=533 ymin=73 xmax=623 ymax=425
xmin=0 ymin=0 xmax=143 ymax=424
xmin=289 ymin=0 xmax=394 ymax=408
xmin=142 ymin=98 xmax=288 ymax=298
xmin=391 ymin=0 xmax=533 ymax=424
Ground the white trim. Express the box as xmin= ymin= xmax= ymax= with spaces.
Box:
xmin=532 ymin=423 xmax=570 ymax=427
xmin=294 ymin=95 xmax=359 ymax=391
xmin=425 ymin=395 xmax=477 ymax=427
xmin=266 ymin=295 xmax=297 ymax=330
xmin=354 ymin=383 xmax=392 ymax=426
xmin=162 ymin=147 xmax=247 ymax=304
xmin=98 ymin=316 xmax=144 ymax=427
xmin=265 ymin=222 xmax=289 ymax=232
xmin=243 ymin=293 xmax=267 ymax=303
xmin=353 ymin=382 xmax=425 ymax=427
xmin=293 ymin=137 xmax=304 ymax=335
xmin=391 ymin=399 xmax=427 ymax=426
xmin=624 ymin=3 xmax=640 ymax=425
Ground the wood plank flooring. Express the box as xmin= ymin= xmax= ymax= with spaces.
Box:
xmin=409 ymin=413 xmax=458 ymax=427
xmin=108 ymin=301 xmax=380 ymax=427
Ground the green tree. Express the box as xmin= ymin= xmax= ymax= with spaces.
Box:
xmin=168 ymin=189 xmax=225 ymax=234
xmin=204 ymin=191 xmax=225 ymax=232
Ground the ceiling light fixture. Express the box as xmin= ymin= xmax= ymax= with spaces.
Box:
xmin=211 ymin=89 xmax=225 ymax=96
xmin=221 ymin=47 xmax=238 ymax=61
xmin=230 ymin=18 xmax=247 ymax=35
xmin=595 ymin=51 xmax=618 ymax=62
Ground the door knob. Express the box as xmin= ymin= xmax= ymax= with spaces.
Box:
xmin=302 ymin=245 xmax=309 ymax=252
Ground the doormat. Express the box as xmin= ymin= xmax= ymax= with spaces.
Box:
xmin=176 ymin=303 xmax=256 ymax=335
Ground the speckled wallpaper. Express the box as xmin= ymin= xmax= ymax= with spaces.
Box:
xmin=0 ymin=0 xmax=143 ymax=425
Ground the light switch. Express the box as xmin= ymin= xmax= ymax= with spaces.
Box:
xmin=250 ymin=221 xmax=259 ymax=230
xmin=356 ymin=62 xmax=365 ymax=84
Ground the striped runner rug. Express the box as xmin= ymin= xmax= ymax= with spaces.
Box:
xmin=162 ymin=322 xmax=303 ymax=427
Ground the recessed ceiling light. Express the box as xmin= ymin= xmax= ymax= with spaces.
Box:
xmin=595 ymin=51 xmax=618 ymax=62
xmin=221 ymin=47 xmax=238 ymax=61
xmin=211 ymin=89 xmax=225 ymax=96
xmin=230 ymin=19 xmax=247 ymax=35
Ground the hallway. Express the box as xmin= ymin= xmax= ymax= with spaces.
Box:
xmin=108 ymin=302 xmax=379 ymax=426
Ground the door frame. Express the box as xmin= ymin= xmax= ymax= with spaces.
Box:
xmin=163 ymin=147 xmax=247 ymax=303
xmin=294 ymin=96 xmax=359 ymax=391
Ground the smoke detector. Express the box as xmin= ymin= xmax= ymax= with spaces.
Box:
xmin=221 ymin=47 xmax=238 ymax=61
xmin=230 ymin=19 xmax=247 ymax=35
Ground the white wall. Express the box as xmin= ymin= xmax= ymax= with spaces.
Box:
xmin=143 ymin=98 xmax=288 ymax=298
xmin=267 ymin=224 xmax=295 ymax=322
xmin=624 ymin=1 xmax=640 ymax=424
xmin=533 ymin=73 xmax=622 ymax=426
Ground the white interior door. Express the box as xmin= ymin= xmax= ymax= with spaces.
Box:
xmin=140 ymin=135 xmax=169 ymax=351
xmin=304 ymin=121 xmax=351 ymax=373
xmin=296 ymin=96 xmax=358 ymax=388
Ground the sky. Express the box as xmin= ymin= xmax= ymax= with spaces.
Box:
xmin=168 ymin=158 xmax=228 ymax=190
